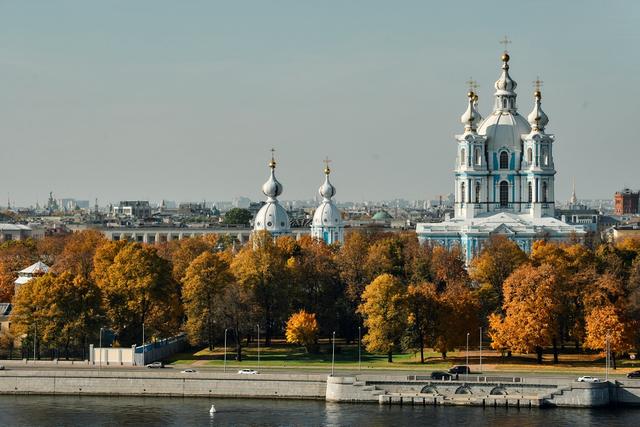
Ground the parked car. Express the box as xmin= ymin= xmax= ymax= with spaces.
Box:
xmin=146 ymin=361 xmax=164 ymax=369
xmin=448 ymin=365 xmax=471 ymax=375
xmin=626 ymin=370 xmax=640 ymax=379
xmin=237 ymin=369 xmax=258 ymax=375
xmin=430 ymin=371 xmax=453 ymax=380
xmin=577 ymin=376 xmax=601 ymax=383
xmin=181 ymin=369 xmax=197 ymax=373
xmin=0 ymin=365 xmax=5 ymax=371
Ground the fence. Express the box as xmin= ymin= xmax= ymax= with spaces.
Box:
xmin=89 ymin=334 xmax=186 ymax=366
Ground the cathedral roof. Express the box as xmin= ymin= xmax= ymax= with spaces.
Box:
xmin=477 ymin=111 xmax=531 ymax=149
xmin=312 ymin=162 xmax=342 ymax=228
xmin=254 ymin=151 xmax=290 ymax=234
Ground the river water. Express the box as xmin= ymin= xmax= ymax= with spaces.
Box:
xmin=0 ymin=395 xmax=636 ymax=426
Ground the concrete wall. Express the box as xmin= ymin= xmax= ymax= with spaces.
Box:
xmin=611 ymin=380 xmax=640 ymax=405
xmin=0 ymin=370 xmax=327 ymax=399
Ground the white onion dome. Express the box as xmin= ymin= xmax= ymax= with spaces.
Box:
xmin=460 ymin=91 xmax=481 ymax=131
xmin=494 ymin=53 xmax=517 ymax=94
xmin=473 ymin=93 xmax=483 ymax=122
xmin=261 ymin=157 xmax=283 ymax=200
xmin=254 ymin=202 xmax=290 ymax=233
xmin=318 ymin=165 xmax=336 ymax=199
xmin=527 ymin=90 xmax=549 ymax=131
xmin=312 ymin=164 xmax=342 ymax=228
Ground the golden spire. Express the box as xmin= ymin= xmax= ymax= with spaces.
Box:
xmin=269 ymin=148 xmax=276 ymax=169
xmin=323 ymin=156 xmax=331 ymax=175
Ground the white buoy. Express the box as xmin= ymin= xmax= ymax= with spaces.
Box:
xmin=209 ymin=404 xmax=216 ymax=414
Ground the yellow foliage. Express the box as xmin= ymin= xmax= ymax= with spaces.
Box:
xmin=285 ymin=310 xmax=319 ymax=350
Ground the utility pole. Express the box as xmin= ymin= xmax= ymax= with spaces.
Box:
xmin=33 ymin=323 xmax=37 ymax=362
xmin=479 ymin=327 xmax=483 ymax=374
xmin=358 ymin=327 xmax=361 ymax=372
xmin=466 ymin=332 xmax=470 ymax=372
xmin=257 ymin=324 xmax=260 ymax=371
xmin=331 ymin=331 xmax=336 ymax=377
xmin=224 ymin=328 xmax=228 ymax=373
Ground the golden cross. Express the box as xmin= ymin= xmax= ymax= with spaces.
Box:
xmin=499 ymin=35 xmax=511 ymax=52
xmin=532 ymin=76 xmax=544 ymax=91
xmin=465 ymin=78 xmax=479 ymax=93
xmin=269 ymin=148 xmax=276 ymax=168
xmin=323 ymin=156 xmax=331 ymax=174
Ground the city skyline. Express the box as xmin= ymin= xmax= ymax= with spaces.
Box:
xmin=1 ymin=1 xmax=639 ymax=205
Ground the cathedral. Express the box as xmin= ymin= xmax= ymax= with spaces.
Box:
xmin=252 ymin=152 xmax=344 ymax=244
xmin=416 ymin=50 xmax=585 ymax=263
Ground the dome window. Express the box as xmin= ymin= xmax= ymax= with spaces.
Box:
xmin=280 ymin=222 xmax=285 ymax=227
xmin=499 ymin=151 xmax=509 ymax=169
xmin=267 ymin=221 xmax=272 ymax=227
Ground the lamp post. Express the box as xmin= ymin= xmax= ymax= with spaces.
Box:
xmin=142 ymin=322 xmax=145 ymax=350
xmin=358 ymin=326 xmax=361 ymax=372
xmin=605 ymin=334 xmax=610 ymax=382
xmin=466 ymin=332 xmax=470 ymax=373
xmin=257 ymin=324 xmax=260 ymax=371
xmin=479 ymin=327 xmax=483 ymax=374
xmin=224 ymin=328 xmax=228 ymax=373
xmin=99 ymin=327 xmax=104 ymax=370
xmin=331 ymin=331 xmax=336 ymax=377
xmin=33 ymin=323 xmax=37 ymax=362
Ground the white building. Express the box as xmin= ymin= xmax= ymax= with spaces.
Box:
xmin=252 ymin=152 xmax=291 ymax=238
xmin=310 ymin=161 xmax=344 ymax=244
xmin=14 ymin=261 xmax=50 ymax=291
xmin=416 ymin=50 xmax=585 ymax=263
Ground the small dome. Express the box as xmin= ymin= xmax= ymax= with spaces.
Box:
xmin=262 ymin=170 xmax=283 ymax=199
xmin=372 ymin=210 xmax=393 ymax=221
xmin=319 ymin=174 xmax=336 ymax=199
xmin=254 ymin=202 xmax=290 ymax=233
xmin=312 ymin=201 xmax=342 ymax=227
xmin=460 ymin=91 xmax=481 ymax=130
xmin=494 ymin=54 xmax=517 ymax=94
xmin=527 ymin=91 xmax=549 ymax=131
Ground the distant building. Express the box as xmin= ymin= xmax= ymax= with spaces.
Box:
xmin=0 ymin=224 xmax=40 ymax=241
xmin=113 ymin=201 xmax=152 ymax=219
xmin=14 ymin=261 xmax=50 ymax=291
xmin=614 ymin=189 xmax=639 ymax=215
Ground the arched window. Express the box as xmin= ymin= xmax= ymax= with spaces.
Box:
xmin=499 ymin=151 xmax=509 ymax=169
xmin=499 ymin=181 xmax=509 ymax=207
xmin=475 ymin=182 xmax=481 ymax=203
xmin=460 ymin=182 xmax=466 ymax=203
xmin=542 ymin=181 xmax=548 ymax=203
xmin=527 ymin=147 xmax=533 ymax=164
xmin=528 ymin=182 xmax=533 ymax=203
xmin=460 ymin=148 xmax=466 ymax=166
xmin=475 ymin=148 xmax=481 ymax=165
xmin=542 ymin=148 xmax=549 ymax=166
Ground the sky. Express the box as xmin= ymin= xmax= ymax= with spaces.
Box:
xmin=1 ymin=0 xmax=639 ymax=206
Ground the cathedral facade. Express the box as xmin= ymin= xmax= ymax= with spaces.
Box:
xmin=416 ymin=51 xmax=585 ymax=263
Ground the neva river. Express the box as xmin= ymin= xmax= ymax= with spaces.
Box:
xmin=0 ymin=395 xmax=637 ymax=426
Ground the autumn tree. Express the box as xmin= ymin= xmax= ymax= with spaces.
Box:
xmin=182 ymin=252 xmax=232 ymax=350
xmin=285 ymin=310 xmax=319 ymax=353
xmin=93 ymin=242 xmax=180 ymax=346
xmin=0 ymin=239 xmax=38 ymax=301
xmin=403 ymin=282 xmax=439 ymax=363
xmin=358 ymin=274 xmax=407 ymax=362
xmin=469 ymin=235 xmax=527 ymax=312
xmin=435 ymin=281 xmax=480 ymax=359
xmin=12 ymin=272 xmax=102 ymax=358
xmin=488 ymin=264 xmax=562 ymax=363
xmin=52 ymin=230 xmax=105 ymax=278
xmin=584 ymin=305 xmax=633 ymax=369
xmin=231 ymin=231 xmax=290 ymax=346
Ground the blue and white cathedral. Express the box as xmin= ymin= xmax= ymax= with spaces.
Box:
xmin=416 ymin=50 xmax=585 ymax=263
xmin=310 ymin=161 xmax=344 ymax=244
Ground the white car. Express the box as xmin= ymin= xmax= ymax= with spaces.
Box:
xmin=181 ymin=369 xmax=197 ymax=373
xmin=237 ymin=369 xmax=258 ymax=375
xmin=577 ymin=376 xmax=601 ymax=383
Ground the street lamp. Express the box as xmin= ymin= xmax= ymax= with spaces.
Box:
xmin=33 ymin=323 xmax=37 ymax=362
xmin=99 ymin=327 xmax=104 ymax=370
xmin=224 ymin=328 xmax=228 ymax=373
xmin=257 ymin=324 xmax=260 ymax=371
xmin=605 ymin=334 xmax=610 ymax=381
xmin=331 ymin=331 xmax=336 ymax=377
xmin=466 ymin=332 xmax=470 ymax=373
xmin=479 ymin=327 xmax=483 ymax=374
xmin=358 ymin=326 xmax=361 ymax=372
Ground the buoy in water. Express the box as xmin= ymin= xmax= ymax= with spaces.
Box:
xmin=210 ymin=404 xmax=216 ymax=414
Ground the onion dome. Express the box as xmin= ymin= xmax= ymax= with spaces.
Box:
xmin=460 ymin=91 xmax=481 ymax=131
xmin=318 ymin=163 xmax=336 ymax=200
xmin=261 ymin=154 xmax=283 ymax=200
xmin=473 ymin=93 xmax=483 ymax=123
xmin=527 ymin=89 xmax=549 ymax=131
xmin=494 ymin=53 xmax=517 ymax=94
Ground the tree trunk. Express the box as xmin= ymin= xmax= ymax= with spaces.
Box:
xmin=613 ymin=352 xmax=617 ymax=370
xmin=553 ymin=339 xmax=559 ymax=364
xmin=441 ymin=351 xmax=447 ymax=359
xmin=387 ymin=350 xmax=393 ymax=363
xmin=536 ymin=346 xmax=543 ymax=364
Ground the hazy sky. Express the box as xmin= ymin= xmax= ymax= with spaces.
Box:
xmin=1 ymin=0 xmax=638 ymax=206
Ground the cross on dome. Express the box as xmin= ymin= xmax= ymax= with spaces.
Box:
xmin=499 ymin=35 xmax=511 ymax=53
xmin=323 ymin=157 xmax=331 ymax=174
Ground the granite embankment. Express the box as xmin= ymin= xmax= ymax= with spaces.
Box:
xmin=0 ymin=370 xmax=327 ymax=399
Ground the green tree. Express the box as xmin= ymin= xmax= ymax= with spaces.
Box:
xmin=223 ymin=208 xmax=253 ymax=225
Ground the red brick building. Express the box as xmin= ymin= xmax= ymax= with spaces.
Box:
xmin=614 ymin=189 xmax=639 ymax=215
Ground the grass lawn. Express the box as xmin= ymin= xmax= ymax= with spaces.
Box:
xmin=166 ymin=339 xmax=640 ymax=375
